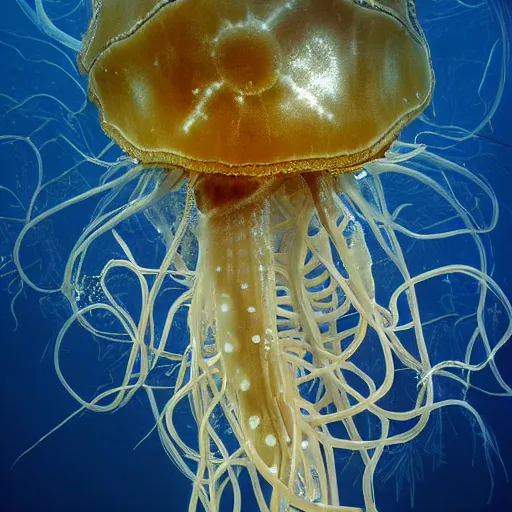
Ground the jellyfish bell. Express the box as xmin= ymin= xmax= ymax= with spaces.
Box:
xmin=74 ymin=0 xmax=437 ymax=510
xmin=78 ymin=0 xmax=433 ymax=176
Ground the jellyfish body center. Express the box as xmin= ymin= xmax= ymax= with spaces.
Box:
xmin=214 ymin=26 xmax=281 ymax=96
xmin=195 ymin=176 xmax=296 ymax=478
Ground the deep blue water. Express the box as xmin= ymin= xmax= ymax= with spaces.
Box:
xmin=1 ymin=1 xmax=512 ymax=511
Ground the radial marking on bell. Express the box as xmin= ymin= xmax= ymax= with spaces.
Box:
xmin=265 ymin=0 xmax=298 ymax=29
xmin=182 ymin=81 xmax=223 ymax=133
xmin=265 ymin=434 xmax=277 ymax=447
xmin=211 ymin=19 xmax=238 ymax=45
xmin=131 ymin=76 xmax=151 ymax=113
xmin=224 ymin=342 xmax=235 ymax=353
xmin=249 ymin=415 xmax=260 ymax=430
xmin=280 ymin=75 xmax=334 ymax=121
xmin=240 ymin=379 xmax=251 ymax=391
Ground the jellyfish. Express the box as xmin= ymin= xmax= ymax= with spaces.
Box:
xmin=5 ymin=1 xmax=512 ymax=511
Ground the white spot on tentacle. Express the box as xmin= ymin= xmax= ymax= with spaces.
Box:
xmin=224 ymin=342 xmax=235 ymax=353
xmin=249 ymin=416 xmax=260 ymax=430
xmin=240 ymin=379 xmax=251 ymax=391
xmin=265 ymin=434 xmax=277 ymax=447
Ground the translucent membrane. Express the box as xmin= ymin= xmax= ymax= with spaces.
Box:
xmin=13 ymin=145 xmax=511 ymax=510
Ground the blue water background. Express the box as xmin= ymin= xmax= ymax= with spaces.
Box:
xmin=1 ymin=1 xmax=512 ymax=511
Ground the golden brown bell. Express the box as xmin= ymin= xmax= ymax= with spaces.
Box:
xmin=79 ymin=0 xmax=433 ymax=176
